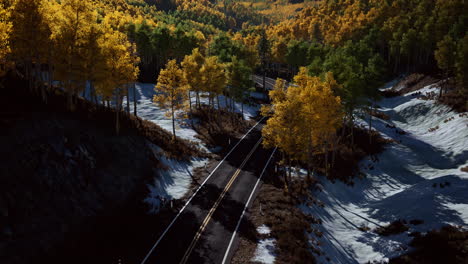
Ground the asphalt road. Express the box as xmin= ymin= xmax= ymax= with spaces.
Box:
xmin=252 ymin=75 xmax=292 ymax=91
xmin=252 ymin=75 xmax=277 ymax=91
xmin=140 ymin=120 xmax=276 ymax=264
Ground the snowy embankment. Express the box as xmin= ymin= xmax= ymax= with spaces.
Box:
xmin=304 ymin=82 xmax=468 ymax=263
xmin=123 ymin=83 xmax=260 ymax=213
xmin=143 ymin=143 xmax=207 ymax=213
xmin=252 ymin=225 xmax=277 ymax=264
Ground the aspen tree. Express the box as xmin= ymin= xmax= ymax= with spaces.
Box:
xmin=271 ymin=37 xmax=288 ymax=64
xmin=270 ymin=78 xmax=287 ymax=103
xmin=96 ymin=27 xmax=139 ymax=135
xmin=154 ymin=60 xmax=188 ymax=138
xmin=295 ymin=72 xmax=342 ymax=176
xmin=41 ymin=0 xmax=62 ymax=95
xmin=263 ymin=69 xmax=343 ymax=179
xmin=9 ymin=0 xmax=51 ymax=90
xmin=200 ymin=56 xmax=227 ymax=109
xmin=181 ymin=48 xmax=205 ymax=109
xmin=82 ymin=23 xmax=104 ymax=104
xmin=262 ymin=85 xmax=302 ymax=183
xmin=0 ymin=1 xmax=11 ymax=78
xmin=53 ymin=0 xmax=96 ymax=109
xmin=234 ymin=32 xmax=260 ymax=70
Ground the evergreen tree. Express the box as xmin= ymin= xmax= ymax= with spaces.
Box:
xmin=226 ymin=57 xmax=252 ymax=115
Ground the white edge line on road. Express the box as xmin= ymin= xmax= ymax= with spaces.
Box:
xmin=179 ymin=137 xmax=264 ymax=264
xmin=253 ymin=76 xmax=275 ymax=85
xmin=140 ymin=117 xmax=266 ymax=264
xmin=221 ymin=147 xmax=277 ymax=264
xmin=253 ymin=75 xmax=288 ymax=90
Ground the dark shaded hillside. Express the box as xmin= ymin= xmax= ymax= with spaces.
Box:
xmin=0 ymin=76 xmax=199 ymax=263
xmin=0 ymin=76 xmax=199 ymax=159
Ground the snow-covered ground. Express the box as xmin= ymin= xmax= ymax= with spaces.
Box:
xmin=123 ymin=83 xmax=260 ymax=213
xmin=143 ymin=143 xmax=208 ymax=213
xmin=304 ymin=82 xmax=468 ymax=263
xmin=252 ymin=225 xmax=277 ymax=264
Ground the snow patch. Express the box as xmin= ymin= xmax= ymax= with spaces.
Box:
xmin=143 ymin=143 xmax=208 ymax=214
xmin=257 ymin=224 xmax=271 ymax=235
xmin=252 ymin=238 xmax=276 ymax=264
xmin=251 ymin=225 xmax=276 ymax=264
xmin=132 ymin=83 xmax=203 ymax=144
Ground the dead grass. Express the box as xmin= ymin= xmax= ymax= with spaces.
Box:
xmin=358 ymin=225 xmax=372 ymax=232
xmin=397 ymin=74 xmax=440 ymax=94
xmin=375 ymin=220 xmax=409 ymax=236
xmin=390 ymin=225 xmax=468 ymax=264
xmin=381 ymin=73 xmax=440 ymax=98
xmin=231 ymin=169 xmax=318 ymax=264
xmin=383 ymin=73 xmax=467 ymax=112
xmin=438 ymin=88 xmax=468 ymax=113
xmin=461 ymin=166 xmax=468 ymax=173
xmin=261 ymin=183 xmax=317 ymax=264
xmin=368 ymin=109 xmax=390 ymax=120
xmin=190 ymin=106 xmax=253 ymax=150
xmin=312 ymin=125 xmax=392 ymax=184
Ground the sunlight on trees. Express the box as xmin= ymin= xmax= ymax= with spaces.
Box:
xmin=263 ymin=69 xmax=343 ymax=180
xmin=181 ymin=48 xmax=205 ymax=109
xmin=154 ymin=59 xmax=188 ymax=138
xmin=0 ymin=1 xmax=11 ymax=78
xmin=201 ymin=56 xmax=227 ymax=108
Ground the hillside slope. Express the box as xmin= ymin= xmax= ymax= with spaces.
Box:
xmin=0 ymin=77 xmax=199 ymax=263
xmin=304 ymin=80 xmax=468 ymax=263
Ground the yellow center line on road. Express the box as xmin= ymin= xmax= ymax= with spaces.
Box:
xmin=179 ymin=137 xmax=263 ymax=264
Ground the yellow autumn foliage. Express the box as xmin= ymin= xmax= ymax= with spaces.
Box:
xmin=263 ymin=68 xmax=343 ymax=167
xmin=267 ymin=0 xmax=380 ymax=46
xmin=154 ymin=60 xmax=188 ymax=137
xmin=0 ymin=1 xmax=11 ymax=77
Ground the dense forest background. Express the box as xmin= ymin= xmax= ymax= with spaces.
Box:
xmin=1 ymin=0 xmax=466 ymax=174
xmin=1 ymin=0 xmax=466 ymax=102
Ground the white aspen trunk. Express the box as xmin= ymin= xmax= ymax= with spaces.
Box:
xmin=126 ymin=84 xmax=130 ymax=114
xmin=133 ymin=83 xmax=137 ymax=116
xmin=171 ymin=103 xmax=176 ymax=138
